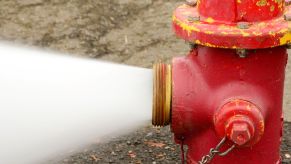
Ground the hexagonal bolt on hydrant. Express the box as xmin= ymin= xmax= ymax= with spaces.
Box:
xmin=230 ymin=123 xmax=252 ymax=146
xmin=152 ymin=0 xmax=290 ymax=163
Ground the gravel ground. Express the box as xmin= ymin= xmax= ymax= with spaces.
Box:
xmin=0 ymin=0 xmax=290 ymax=163
xmin=45 ymin=123 xmax=291 ymax=164
xmin=48 ymin=126 xmax=181 ymax=164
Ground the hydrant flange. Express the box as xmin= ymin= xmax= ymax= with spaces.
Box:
xmin=173 ymin=3 xmax=291 ymax=49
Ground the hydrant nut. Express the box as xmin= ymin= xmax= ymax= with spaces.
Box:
xmin=185 ymin=0 xmax=197 ymax=6
xmin=236 ymin=49 xmax=248 ymax=58
xmin=284 ymin=14 xmax=291 ymax=21
xmin=237 ymin=22 xmax=250 ymax=29
xmin=230 ymin=123 xmax=251 ymax=146
xmin=188 ymin=16 xmax=200 ymax=22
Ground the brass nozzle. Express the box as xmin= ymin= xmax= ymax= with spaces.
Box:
xmin=152 ymin=62 xmax=172 ymax=127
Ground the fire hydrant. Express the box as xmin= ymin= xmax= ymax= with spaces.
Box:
xmin=152 ymin=0 xmax=290 ymax=163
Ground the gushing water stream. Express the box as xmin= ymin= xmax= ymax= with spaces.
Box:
xmin=0 ymin=43 xmax=153 ymax=164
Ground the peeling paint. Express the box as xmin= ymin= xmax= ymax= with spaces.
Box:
xmin=173 ymin=3 xmax=291 ymax=49
xmin=270 ymin=5 xmax=275 ymax=12
xmin=256 ymin=0 xmax=267 ymax=6
xmin=269 ymin=31 xmax=276 ymax=36
xmin=194 ymin=39 xmax=229 ymax=48
xmin=205 ymin=30 xmax=214 ymax=34
xmin=253 ymin=31 xmax=263 ymax=36
xmin=173 ymin=15 xmax=200 ymax=36
xmin=240 ymin=30 xmax=251 ymax=37
xmin=280 ymin=32 xmax=291 ymax=44
xmin=205 ymin=17 xmax=214 ymax=23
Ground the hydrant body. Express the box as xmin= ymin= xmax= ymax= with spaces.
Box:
xmin=171 ymin=46 xmax=287 ymax=163
xmin=153 ymin=0 xmax=290 ymax=163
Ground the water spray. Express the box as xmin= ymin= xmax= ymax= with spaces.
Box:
xmin=0 ymin=43 xmax=152 ymax=164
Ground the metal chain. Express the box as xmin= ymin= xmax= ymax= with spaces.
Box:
xmin=180 ymin=137 xmax=185 ymax=164
xmin=198 ymin=137 xmax=236 ymax=164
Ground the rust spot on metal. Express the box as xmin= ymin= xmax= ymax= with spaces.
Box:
xmin=256 ymin=0 xmax=267 ymax=6
xmin=204 ymin=17 xmax=214 ymax=23
xmin=270 ymin=5 xmax=275 ymax=12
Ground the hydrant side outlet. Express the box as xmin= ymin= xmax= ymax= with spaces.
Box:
xmin=214 ymin=100 xmax=264 ymax=147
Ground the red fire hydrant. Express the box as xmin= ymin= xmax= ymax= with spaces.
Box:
xmin=152 ymin=0 xmax=290 ymax=163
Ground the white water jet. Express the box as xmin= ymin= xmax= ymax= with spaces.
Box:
xmin=0 ymin=43 xmax=153 ymax=164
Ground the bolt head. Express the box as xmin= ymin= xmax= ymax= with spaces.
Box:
xmin=189 ymin=43 xmax=197 ymax=49
xmin=230 ymin=123 xmax=251 ymax=146
xmin=284 ymin=14 xmax=291 ymax=21
xmin=185 ymin=0 xmax=197 ymax=6
xmin=188 ymin=16 xmax=200 ymax=22
xmin=237 ymin=22 xmax=250 ymax=29
xmin=236 ymin=49 xmax=248 ymax=58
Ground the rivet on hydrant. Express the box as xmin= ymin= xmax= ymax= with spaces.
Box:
xmin=185 ymin=0 xmax=197 ymax=6
xmin=188 ymin=16 xmax=200 ymax=22
xmin=237 ymin=22 xmax=250 ymax=29
xmin=236 ymin=49 xmax=248 ymax=58
xmin=284 ymin=14 xmax=291 ymax=21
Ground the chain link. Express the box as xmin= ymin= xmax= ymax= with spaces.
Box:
xmin=198 ymin=137 xmax=236 ymax=164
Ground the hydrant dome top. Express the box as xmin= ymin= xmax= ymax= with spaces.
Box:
xmin=173 ymin=3 xmax=291 ymax=49
xmin=198 ymin=0 xmax=284 ymax=22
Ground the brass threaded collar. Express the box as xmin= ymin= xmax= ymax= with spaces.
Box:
xmin=152 ymin=62 xmax=172 ymax=127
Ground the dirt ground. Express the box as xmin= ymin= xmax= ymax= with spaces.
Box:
xmin=0 ymin=0 xmax=290 ymax=163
